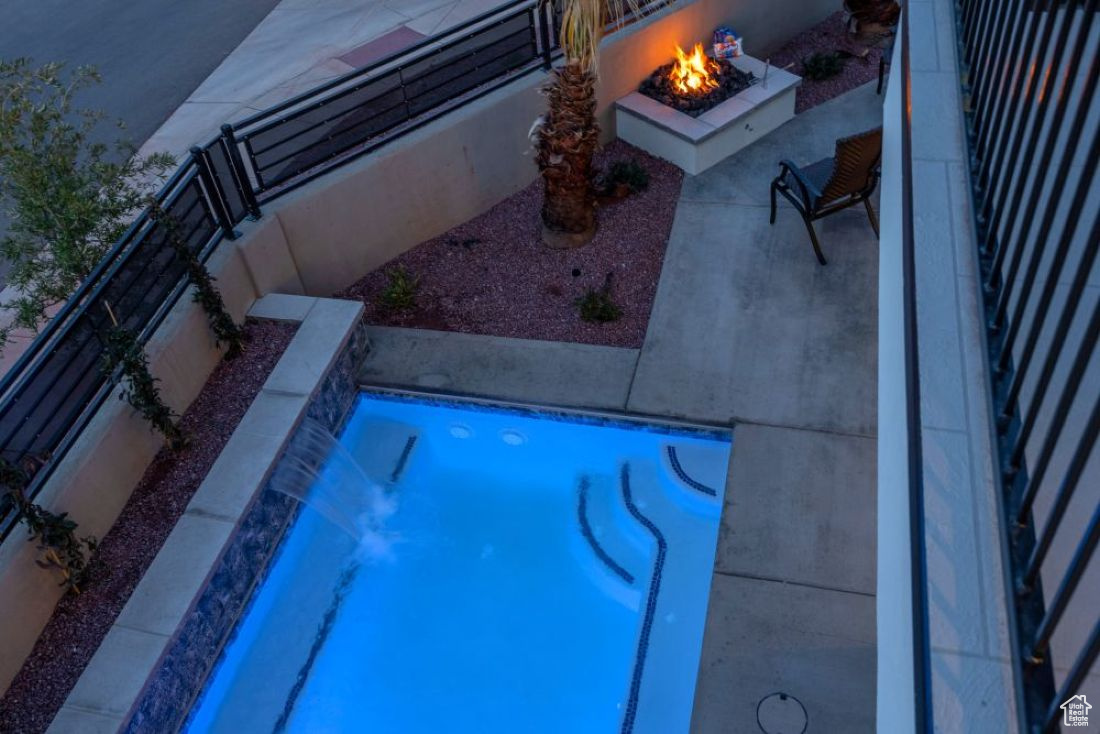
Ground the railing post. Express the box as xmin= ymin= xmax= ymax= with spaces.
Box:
xmin=220 ymin=124 xmax=262 ymax=219
xmin=191 ymin=146 xmax=238 ymax=241
xmin=538 ymin=0 xmax=553 ymax=70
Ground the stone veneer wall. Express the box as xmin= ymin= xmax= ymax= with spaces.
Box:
xmin=123 ymin=317 xmax=370 ymax=734
xmin=47 ymin=296 xmax=366 ymax=732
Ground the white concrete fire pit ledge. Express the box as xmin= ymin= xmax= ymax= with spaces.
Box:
xmin=615 ymin=54 xmax=800 ymax=175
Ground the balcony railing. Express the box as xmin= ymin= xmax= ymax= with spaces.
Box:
xmin=957 ymin=0 xmax=1098 ymax=730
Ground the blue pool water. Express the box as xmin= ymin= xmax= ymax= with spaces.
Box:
xmin=187 ymin=393 xmax=731 ymax=734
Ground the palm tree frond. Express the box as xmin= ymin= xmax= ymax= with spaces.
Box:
xmin=559 ymin=0 xmax=654 ymax=73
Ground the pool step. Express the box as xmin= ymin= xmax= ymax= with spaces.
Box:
xmin=620 ymin=459 xmax=720 ymax=734
xmin=571 ymin=472 xmax=652 ymax=608
xmin=652 ymin=442 xmax=727 ymax=520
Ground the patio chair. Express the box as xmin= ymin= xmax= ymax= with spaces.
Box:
xmin=768 ymin=127 xmax=882 ymax=265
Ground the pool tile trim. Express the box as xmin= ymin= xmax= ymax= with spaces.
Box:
xmin=619 ymin=463 xmax=668 ymax=734
xmin=577 ymin=475 xmax=636 ymax=585
xmin=665 ymin=445 xmax=719 ymax=497
xmin=359 ymin=387 xmax=733 ymax=442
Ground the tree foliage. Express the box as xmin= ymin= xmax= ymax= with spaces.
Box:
xmin=0 ymin=58 xmax=173 ymax=349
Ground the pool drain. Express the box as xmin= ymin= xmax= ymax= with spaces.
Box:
xmin=756 ymin=692 xmax=808 ymax=734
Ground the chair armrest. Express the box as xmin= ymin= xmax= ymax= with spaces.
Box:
xmin=778 ymin=159 xmax=822 ymax=207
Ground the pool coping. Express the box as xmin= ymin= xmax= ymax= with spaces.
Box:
xmin=47 ymin=294 xmax=367 ymax=734
xmin=357 ymin=386 xmax=734 ymax=440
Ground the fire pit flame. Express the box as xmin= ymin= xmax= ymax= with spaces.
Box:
xmin=638 ymin=42 xmax=755 ymax=117
xmin=671 ymin=43 xmax=720 ymax=95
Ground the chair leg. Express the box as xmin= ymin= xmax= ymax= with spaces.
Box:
xmin=864 ymin=198 xmax=880 ymax=237
xmin=769 ymin=181 xmax=778 ymax=224
xmin=803 ymin=216 xmax=827 ymax=265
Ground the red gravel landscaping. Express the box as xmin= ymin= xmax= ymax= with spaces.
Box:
xmin=0 ymin=319 xmax=297 ymax=734
xmin=336 ymin=140 xmax=682 ymax=350
xmin=767 ymin=11 xmax=891 ymax=113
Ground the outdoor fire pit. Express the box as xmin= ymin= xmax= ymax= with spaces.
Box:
xmin=638 ymin=43 xmax=756 ymax=117
xmin=616 ymin=44 xmax=800 ymax=175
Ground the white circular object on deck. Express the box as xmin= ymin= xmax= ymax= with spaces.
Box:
xmin=449 ymin=424 xmax=473 ymax=439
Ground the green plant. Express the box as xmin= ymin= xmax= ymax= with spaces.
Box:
xmin=603 ymin=159 xmax=650 ymax=195
xmin=148 ymin=199 xmax=246 ymax=358
xmin=0 ymin=59 xmax=173 ymax=351
xmin=0 ymin=459 xmax=97 ymax=594
xmin=801 ymin=52 xmax=845 ymax=81
xmin=99 ymin=307 xmax=186 ymax=449
xmin=378 ymin=266 xmax=419 ymax=312
xmin=576 ymin=273 xmax=622 ymax=323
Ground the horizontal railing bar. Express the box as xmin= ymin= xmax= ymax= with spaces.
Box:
xmin=0 ymin=157 xmax=198 ymax=405
xmin=0 ymin=168 xmax=203 ymax=443
xmin=232 ymin=0 xmax=537 ymax=131
xmin=254 ymin=61 xmax=544 ymax=200
xmin=244 ymin=16 xmax=533 ymax=151
xmin=0 ymin=192 xmax=212 ymax=450
xmin=246 ymin=84 xmax=405 ymax=159
xmin=259 ymin=53 xmax=542 ymax=190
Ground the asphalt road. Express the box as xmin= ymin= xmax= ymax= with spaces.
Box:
xmin=0 ymin=0 xmax=284 ymax=284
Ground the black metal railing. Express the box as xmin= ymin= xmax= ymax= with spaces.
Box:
xmin=0 ymin=0 xmax=678 ymax=538
xmin=0 ymin=0 xmax=568 ymax=537
xmin=957 ymin=0 xmax=1098 ymax=730
xmin=895 ymin=5 xmax=933 ymax=731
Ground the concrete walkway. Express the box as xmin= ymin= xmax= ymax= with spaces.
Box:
xmin=358 ymin=82 xmax=883 ymax=732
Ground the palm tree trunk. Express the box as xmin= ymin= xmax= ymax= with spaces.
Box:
xmin=536 ymin=61 xmax=599 ymax=249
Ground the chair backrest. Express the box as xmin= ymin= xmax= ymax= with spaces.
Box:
xmin=818 ymin=127 xmax=883 ymax=206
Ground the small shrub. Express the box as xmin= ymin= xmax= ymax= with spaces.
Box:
xmin=603 ymin=160 xmax=650 ymax=195
xmin=576 ymin=273 xmax=622 ymax=323
xmin=801 ymin=52 xmax=845 ymax=81
xmin=100 ymin=313 xmax=187 ymax=449
xmin=378 ymin=266 xmax=419 ymax=312
xmin=1 ymin=459 xmax=97 ymax=594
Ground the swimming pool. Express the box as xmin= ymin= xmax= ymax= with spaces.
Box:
xmin=186 ymin=392 xmax=731 ymax=733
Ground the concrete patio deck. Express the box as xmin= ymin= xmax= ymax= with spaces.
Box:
xmin=357 ymin=81 xmax=883 ymax=731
